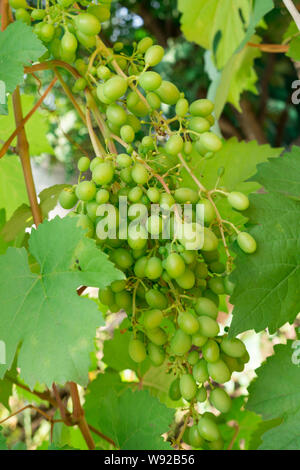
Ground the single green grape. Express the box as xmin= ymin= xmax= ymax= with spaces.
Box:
xmin=170 ymin=329 xmax=192 ymax=356
xmin=237 ymin=232 xmax=257 ymax=254
xmin=128 ymin=338 xmax=146 ymax=363
xmin=179 ymin=374 xmax=197 ymax=401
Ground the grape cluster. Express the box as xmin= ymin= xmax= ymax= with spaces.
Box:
xmin=15 ymin=0 xmax=257 ymax=449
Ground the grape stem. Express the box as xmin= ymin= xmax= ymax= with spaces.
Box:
xmin=85 ymin=107 xmax=106 ymax=158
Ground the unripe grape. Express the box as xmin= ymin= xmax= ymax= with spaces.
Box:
xmin=192 ymin=332 xmax=208 ymax=348
xmin=74 ymin=13 xmax=101 ymax=36
xmin=120 ymin=124 xmax=135 ymax=143
xmin=76 ymin=30 xmax=96 ymax=48
xmin=198 ymin=316 xmax=219 ymax=338
xmin=128 ymin=186 xmax=142 ymax=203
xmin=165 ymin=253 xmax=185 ymax=279
xmin=148 ymin=343 xmax=165 ymax=366
xmin=129 ymin=339 xmax=147 ymax=363
xmin=92 ymin=161 xmax=114 ymax=185
xmin=98 ymin=286 xmax=114 ymax=306
xmin=209 ymin=261 xmax=225 ymax=274
xmin=145 ymin=289 xmax=168 ymax=309
xmin=87 ymin=5 xmax=110 ymax=22
xmin=192 ymin=359 xmax=209 ymax=383
xmin=183 ymin=141 xmax=193 ymax=155
xmin=112 ymin=248 xmax=133 ymax=269
xmin=194 ymin=297 xmax=218 ymax=319
xmin=197 ymin=416 xmax=220 ymax=442
xmin=96 ymin=189 xmax=110 ymax=204
xmin=97 ymin=83 xmax=113 ymax=104
xmin=144 ymin=45 xmax=164 ymax=66
xmin=72 ymin=78 xmax=87 ymax=93
xmin=165 ymin=134 xmax=183 ymax=155
xmin=75 ymin=181 xmax=96 ymax=201
xmin=170 ymin=329 xmax=192 ymax=355
xmin=9 ymin=0 xmax=27 ymax=8
xmin=169 ymin=378 xmax=181 ymax=401
xmin=111 ymin=280 xmax=126 ymax=293
xmin=208 ymin=437 xmax=224 ymax=450
xmin=176 ymin=269 xmax=195 ymax=290
xmin=76 ymin=214 xmax=94 ymax=238
xmin=208 ymin=277 xmax=225 ymax=295
xmin=143 ymin=309 xmax=163 ymax=331
xmin=139 ymin=71 xmax=162 ymax=91
xmin=145 ymin=257 xmax=163 ymax=280
xmin=189 ymin=117 xmax=211 ymax=134
xmin=146 ymin=327 xmax=167 ymax=346
xmin=146 ymin=92 xmax=161 ymax=109
xmin=178 ymin=312 xmax=199 ymax=335
xmin=116 ymin=153 xmax=132 ymax=168
xmin=97 ymin=65 xmax=111 ymax=80
xmin=210 ymin=388 xmax=231 ymax=413
xmin=59 ymin=189 xmax=78 ymax=209
xmin=207 ymin=359 xmax=231 ymax=383
xmin=147 ymin=187 xmax=160 ymax=203
xmin=174 ymin=187 xmax=198 ymax=204
xmin=104 ymin=76 xmax=128 ymax=101
xmin=189 ymin=425 xmax=204 ymax=448
xmin=187 ymin=350 xmax=199 ymax=366
xmin=134 ymin=256 xmax=148 ymax=278
xmin=197 ymin=199 xmax=215 ymax=225
xmin=180 ymin=374 xmax=197 ymax=401
xmin=86 ymin=201 xmax=99 ymax=222
xmin=15 ymin=7 xmax=31 ymax=24
xmin=147 ymin=215 xmax=162 ymax=236
xmin=195 ymin=262 xmax=208 ymax=279
xmin=199 ymin=132 xmax=222 ymax=152
xmin=107 ymin=104 xmax=127 ymax=127
xmin=127 ymin=91 xmax=149 ymax=117
xmin=196 ymin=386 xmax=207 ymax=403
xmin=202 ymin=227 xmax=219 ymax=252
xmin=202 ymin=339 xmax=220 ymax=363
xmin=237 ymin=232 xmax=257 ymax=254
xmin=39 ymin=23 xmax=55 ymax=43
xmin=220 ymin=337 xmax=246 ymax=358
xmin=31 ymin=9 xmax=46 ymax=20
xmin=156 ymin=81 xmax=180 ymax=105
xmin=227 ymin=191 xmax=249 ymax=211
xmin=61 ymin=31 xmax=77 ymax=53
xmin=190 ymin=99 xmax=214 ymax=117
xmin=176 ymin=98 xmax=189 ymax=117
xmin=131 ymin=163 xmax=148 ymax=185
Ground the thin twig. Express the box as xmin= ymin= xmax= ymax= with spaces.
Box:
xmin=283 ymin=0 xmax=300 ymax=31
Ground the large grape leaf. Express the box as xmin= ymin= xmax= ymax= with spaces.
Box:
xmin=0 ymin=216 xmax=124 ymax=388
xmin=0 ymin=155 xmax=28 ymax=218
xmin=247 ymin=342 xmax=300 ymax=450
xmin=0 ymin=21 xmax=46 ymax=94
xmin=0 ymin=95 xmax=53 ymax=156
xmin=178 ymin=0 xmax=251 ymax=69
xmin=230 ymin=151 xmax=300 ymax=336
xmin=97 ymin=388 xmax=174 ymax=450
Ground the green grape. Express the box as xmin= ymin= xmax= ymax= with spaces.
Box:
xmin=40 ymin=23 xmax=56 ymax=43
xmin=127 ymin=91 xmax=149 ymax=117
xmin=128 ymin=186 xmax=143 ymax=203
xmin=90 ymin=157 xmax=101 ymax=171
xmin=9 ymin=0 xmax=27 ymax=8
xmin=128 ymin=338 xmax=146 ymax=363
xmin=156 ymin=81 xmax=180 ymax=105
xmin=145 ymin=289 xmax=166 ymax=309
xmin=137 ymin=36 xmax=153 ymax=53
xmin=179 ymin=374 xmax=197 ymax=401
xmin=143 ymin=309 xmax=163 ymax=330
xmin=197 ymin=416 xmax=220 ymax=442
xmin=127 ymin=114 xmax=141 ymax=132
xmin=208 ymin=437 xmax=224 ymax=450
xmin=86 ymin=201 xmax=99 ymax=222
xmin=139 ymin=71 xmax=162 ymax=91
xmin=202 ymin=339 xmax=220 ymax=363
xmin=31 ymin=9 xmax=46 ymax=20
xmin=107 ymin=104 xmax=127 ymax=127
xmin=146 ymin=92 xmax=161 ymax=109
xmin=208 ymin=277 xmax=225 ymax=295
xmin=227 ymin=191 xmax=249 ymax=211
xmin=165 ymin=253 xmax=186 ymax=279
xmin=237 ymin=232 xmax=257 ymax=254
xmin=147 ymin=327 xmax=167 ymax=346
xmin=192 ymin=333 xmax=208 ymax=348
xmin=170 ymin=329 xmax=192 ymax=356
xmin=187 ymin=351 xmax=199 ymax=366
xmin=104 ymin=76 xmax=128 ymax=101
xmin=160 ymin=192 xmax=175 ymax=208
xmin=181 ymin=250 xmax=196 ymax=265
xmin=57 ymin=0 xmax=74 ymax=6
xmin=198 ymin=316 xmax=219 ymax=338
xmin=134 ymin=256 xmax=148 ymax=278
xmin=72 ymin=78 xmax=87 ymax=93
xmin=15 ymin=8 xmax=31 ymax=24
xmin=76 ymin=30 xmax=96 ymax=48
xmin=77 ymin=157 xmax=90 ymax=173
xmin=98 ymin=286 xmax=114 ymax=306
xmin=74 ymin=13 xmax=101 ymax=36
xmin=92 ymin=161 xmax=114 ymax=185
xmin=76 ymin=214 xmax=94 ymax=238
xmin=210 ymin=388 xmax=231 ymax=413
xmin=209 ymin=261 xmax=225 ymax=274
xmin=144 ymin=45 xmax=164 ymax=66
xmin=145 ymin=257 xmax=163 ymax=280
xmin=178 ymin=312 xmax=199 ymax=335
xmin=196 ymin=386 xmax=207 ymax=403
xmin=183 ymin=141 xmax=193 ymax=155
xmin=87 ymin=4 xmax=110 ymax=22
xmin=220 ymin=337 xmax=246 ymax=358
xmin=193 ymin=359 xmax=209 ymax=383
xmin=202 ymin=250 xmax=219 ymax=263
xmin=120 ymin=124 xmax=135 ymax=143
xmin=142 ymin=136 xmax=155 ymax=150
xmin=96 ymin=189 xmax=110 ymax=204
xmin=131 ymin=163 xmax=148 ymax=185
xmin=59 ymin=189 xmax=78 ymax=209
xmin=75 ymin=181 xmax=96 ymax=201
xmin=115 ymin=290 xmax=131 ymax=311
xmin=111 ymin=279 xmax=127 ymax=293
xmin=165 ymin=135 xmax=183 ymax=155
xmin=199 ymin=132 xmax=222 ymax=153
xmin=146 ymin=215 xmax=162 ymax=235
xmin=224 ymin=276 xmax=235 ymax=295
xmin=190 ymin=99 xmax=214 ymax=117
xmin=148 ymin=342 xmax=165 ymax=366
xmin=176 ymin=269 xmax=195 ymax=290
xmin=203 ymin=289 xmax=219 ymax=307
xmin=169 ymin=378 xmax=181 ymax=401
xmin=197 ymin=199 xmax=215 ymax=225
xmin=117 ymin=153 xmax=132 ymax=168
xmin=207 ymin=359 xmax=231 ymax=383
xmin=195 ymin=262 xmax=208 ymax=279
xmin=112 ymin=248 xmax=133 ymax=269
xmin=97 ymin=83 xmax=112 ymax=104
xmin=194 ymin=297 xmax=218 ymax=319
xmin=97 ymin=65 xmax=111 ymax=80
xmin=202 ymin=228 xmax=219 ymax=252
xmin=61 ymin=31 xmax=77 ymax=54
xmin=147 ymin=187 xmax=160 ymax=203
xmin=188 ymin=425 xmax=204 ymax=448
xmin=176 ymin=98 xmax=189 ymax=117
xmin=189 ymin=117 xmax=211 ymax=134
xmin=174 ymin=187 xmax=198 ymax=204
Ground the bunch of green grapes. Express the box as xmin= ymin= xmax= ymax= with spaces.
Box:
xmin=29 ymin=5 xmax=256 ymax=449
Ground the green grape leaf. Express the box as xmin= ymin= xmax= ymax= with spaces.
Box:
xmin=1 ymin=184 xmax=69 ymax=243
xmin=0 ymin=95 xmax=53 ymax=156
xmin=178 ymin=0 xmax=251 ymax=69
xmin=247 ymin=342 xmax=300 ymax=450
xmin=0 ymin=428 xmax=8 ymax=450
xmin=0 ymin=21 xmax=46 ymax=94
xmin=283 ymin=20 xmax=298 ymax=42
xmin=0 ymin=378 xmax=12 ymax=410
xmin=0 ymin=216 xmax=124 ymax=388
xmin=236 ymin=0 xmax=274 ymax=51
xmin=248 ymin=418 xmax=282 ymax=450
xmin=248 ymin=146 xmax=300 ymax=199
xmin=97 ymin=388 xmax=174 ymax=450
xmin=140 ymin=363 xmax=181 ymax=408
xmin=287 ymin=36 xmax=300 ymax=61
xmin=230 ymin=150 xmax=300 ymax=336
xmin=0 ymin=155 xmax=28 ymax=218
